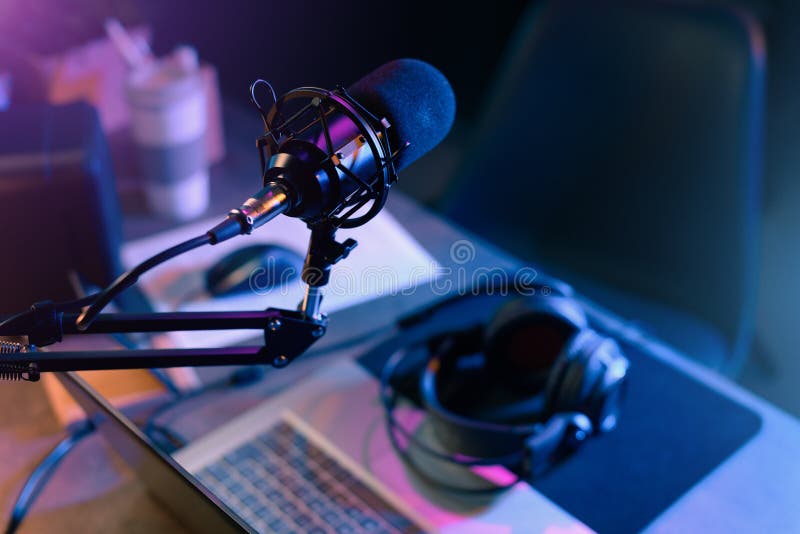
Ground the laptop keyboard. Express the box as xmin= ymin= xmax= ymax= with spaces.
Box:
xmin=196 ymin=420 xmax=423 ymax=534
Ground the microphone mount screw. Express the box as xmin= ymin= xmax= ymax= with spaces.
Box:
xmin=268 ymin=318 xmax=282 ymax=332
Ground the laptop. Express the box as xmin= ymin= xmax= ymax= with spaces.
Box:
xmin=57 ymin=357 xmax=592 ymax=533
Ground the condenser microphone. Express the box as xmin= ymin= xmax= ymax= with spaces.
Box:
xmin=207 ymin=58 xmax=455 ymax=244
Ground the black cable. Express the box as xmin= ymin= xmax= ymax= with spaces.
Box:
xmin=0 ymin=293 xmax=103 ymax=333
xmin=5 ymin=422 xmax=95 ymax=534
xmin=54 ymin=293 xmax=100 ymax=312
xmin=0 ymin=311 xmax=28 ymax=332
xmin=141 ymin=366 xmax=267 ymax=452
xmin=143 ymin=385 xmax=224 ymax=451
xmin=75 ymin=234 xmax=212 ymax=331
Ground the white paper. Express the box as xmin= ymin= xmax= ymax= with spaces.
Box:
xmin=121 ymin=210 xmax=440 ymax=348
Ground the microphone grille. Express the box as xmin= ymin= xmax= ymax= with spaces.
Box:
xmin=348 ymin=58 xmax=456 ymax=170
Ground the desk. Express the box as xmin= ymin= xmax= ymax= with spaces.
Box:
xmin=1 ymin=105 xmax=798 ymax=532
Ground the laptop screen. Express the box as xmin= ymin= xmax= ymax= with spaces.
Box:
xmin=54 ymin=371 xmax=250 ymax=534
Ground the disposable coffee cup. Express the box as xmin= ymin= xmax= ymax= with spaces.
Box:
xmin=127 ymin=46 xmax=208 ymax=221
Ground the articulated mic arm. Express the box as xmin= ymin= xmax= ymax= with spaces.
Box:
xmin=0 ymin=225 xmax=356 ymax=382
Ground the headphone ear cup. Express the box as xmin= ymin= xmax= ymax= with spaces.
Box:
xmin=544 ymin=329 xmax=607 ymax=416
xmin=483 ymin=296 xmax=588 ymax=390
xmin=485 ymin=296 xmax=588 ymax=349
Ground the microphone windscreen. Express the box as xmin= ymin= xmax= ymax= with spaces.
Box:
xmin=348 ymin=58 xmax=456 ymax=171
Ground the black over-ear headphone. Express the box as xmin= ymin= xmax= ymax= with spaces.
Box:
xmin=379 ymin=280 xmax=629 ymax=488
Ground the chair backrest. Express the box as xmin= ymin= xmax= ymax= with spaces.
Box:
xmin=440 ymin=0 xmax=765 ymax=367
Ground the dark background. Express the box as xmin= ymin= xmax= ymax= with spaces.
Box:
xmin=0 ymin=0 xmax=528 ymax=121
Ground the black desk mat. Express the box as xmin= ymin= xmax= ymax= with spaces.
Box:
xmin=358 ymin=327 xmax=762 ymax=533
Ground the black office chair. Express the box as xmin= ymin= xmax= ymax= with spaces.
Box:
xmin=439 ymin=0 xmax=765 ymax=374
